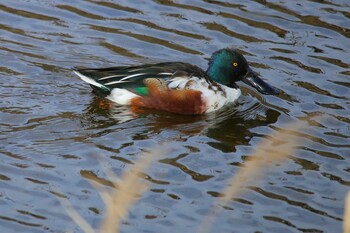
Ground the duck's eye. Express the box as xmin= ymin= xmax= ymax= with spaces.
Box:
xmin=233 ymin=62 xmax=238 ymax=67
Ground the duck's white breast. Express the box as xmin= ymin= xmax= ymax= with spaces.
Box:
xmin=169 ymin=76 xmax=241 ymax=113
xmin=202 ymin=84 xmax=241 ymax=113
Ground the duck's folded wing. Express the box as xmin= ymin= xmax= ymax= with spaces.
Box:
xmin=73 ymin=62 xmax=208 ymax=95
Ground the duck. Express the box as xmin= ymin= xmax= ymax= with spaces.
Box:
xmin=73 ymin=48 xmax=279 ymax=115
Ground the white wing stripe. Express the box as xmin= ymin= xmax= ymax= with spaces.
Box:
xmin=104 ymin=73 xmax=146 ymax=85
xmin=98 ymin=74 xmax=126 ymax=80
xmin=100 ymin=72 xmax=172 ymax=85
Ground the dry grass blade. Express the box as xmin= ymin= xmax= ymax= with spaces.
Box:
xmin=344 ymin=192 xmax=350 ymax=233
xmin=99 ymin=146 xmax=167 ymax=233
xmin=199 ymin=121 xmax=306 ymax=233
xmin=59 ymin=197 xmax=95 ymax=233
xmin=61 ymin=145 xmax=167 ymax=233
xmin=220 ymin=121 xmax=305 ymax=204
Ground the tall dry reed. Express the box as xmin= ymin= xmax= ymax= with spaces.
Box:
xmin=198 ymin=121 xmax=306 ymax=233
xmin=344 ymin=192 xmax=350 ymax=233
xmin=59 ymin=146 xmax=167 ymax=233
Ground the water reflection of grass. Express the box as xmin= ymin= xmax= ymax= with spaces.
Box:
xmin=60 ymin=120 xmax=348 ymax=233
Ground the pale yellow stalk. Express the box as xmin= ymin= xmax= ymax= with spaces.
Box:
xmin=199 ymin=121 xmax=306 ymax=233
xmin=344 ymin=192 xmax=350 ymax=233
xmin=60 ymin=146 xmax=167 ymax=233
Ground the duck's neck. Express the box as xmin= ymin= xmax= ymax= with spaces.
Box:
xmin=206 ymin=63 xmax=234 ymax=87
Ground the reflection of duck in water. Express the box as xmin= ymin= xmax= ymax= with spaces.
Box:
xmin=74 ymin=49 xmax=279 ymax=115
xmin=81 ymin=93 xmax=280 ymax=154
xmin=204 ymin=99 xmax=281 ymax=152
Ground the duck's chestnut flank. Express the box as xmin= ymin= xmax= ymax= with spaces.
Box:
xmin=130 ymin=78 xmax=206 ymax=115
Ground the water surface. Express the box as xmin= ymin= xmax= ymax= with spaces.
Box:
xmin=1 ymin=0 xmax=349 ymax=232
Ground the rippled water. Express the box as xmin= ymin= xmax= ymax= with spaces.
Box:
xmin=1 ymin=0 xmax=349 ymax=232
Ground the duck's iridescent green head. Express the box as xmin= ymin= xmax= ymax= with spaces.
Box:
xmin=206 ymin=48 xmax=278 ymax=95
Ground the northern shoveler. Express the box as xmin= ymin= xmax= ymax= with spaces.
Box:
xmin=73 ymin=48 xmax=279 ymax=115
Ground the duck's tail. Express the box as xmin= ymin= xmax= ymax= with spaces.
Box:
xmin=72 ymin=67 xmax=111 ymax=94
